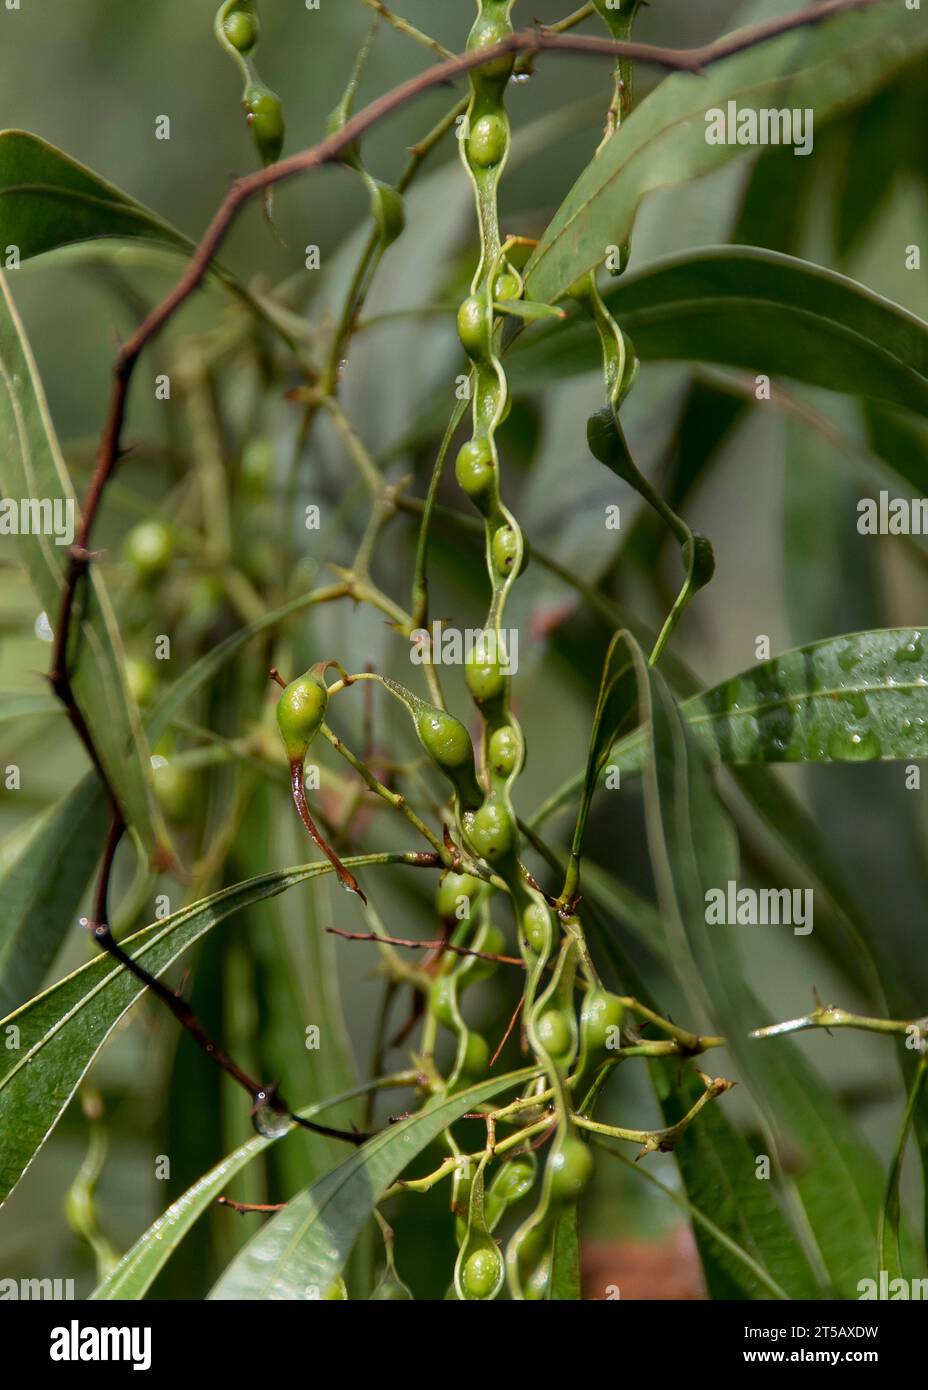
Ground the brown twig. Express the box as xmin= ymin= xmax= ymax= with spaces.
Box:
xmin=46 ymin=0 xmax=876 ymax=1159
xmin=217 ymin=1197 xmax=287 ymax=1214
xmin=490 ymin=996 xmax=525 ymax=1068
xmin=327 ymin=926 xmax=524 ymax=967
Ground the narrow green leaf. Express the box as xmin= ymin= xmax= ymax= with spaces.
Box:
xmin=0 ymin=778 xmax=107 ymax=1017
xmin=208 ymin=1069 xmax=537 ymax=1300
xmin=0 ymin=853 xmax=411 ymax=1206
xmin=583 ymin=896 xmax=817 ymax=1298
xmin=90 ymin=1077 xmax=410 ymax=1301
xmin=0 ymin=129 xmax=193 ymax=261
xmin=0 ymin=271 xmax=165 ymax=857
xmin=512 ymin=248 xmax=928 ymax=414
xmin=523 ymin=2 xmax=926 ymax=305
xmin=633 ymin=635 xmax=890 ymax=1296
xmin=549 ymin=1205 xmax=582 ymax=1300
xmin=878 ymin=1057 xmax=928 ymax=1282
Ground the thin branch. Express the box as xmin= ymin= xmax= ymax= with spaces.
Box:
xmin=327 ymin=926 xmax=524 ymax=967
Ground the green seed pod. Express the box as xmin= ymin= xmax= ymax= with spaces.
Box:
xmin=688 ymin=533 xmax=716 ymax=593
xmin=486 ymin=1151 xmax=536 ymax=1230
xmin=535 ymin=1009 xmax=573 ymax=1065
xmin=152 ymin=759 xmax=195 ymax=824
xmin=521 ymin=901 xmax=551 ymax=956
xmin=465 ymin=651 xmax=506 ymax=707
xmin=459 ymin=1031 xmax=489 ymax=1080
xmin=276 ymin=666 xmax=328 ymax=763
xmin=574 ymin=988 xmax=625 ymax=1100
xmin=460 ymin=1246 xmax=503 ymax=1300
xmin=371 ymin=179 xmax=406 ymax=248
xmin=223 ymin=7 xmax=258 ymax=53
xmin=244 ymin=81 xmax=284 ymax=166
xmin=467 ymin=16 xmax=515 ymax=80
xmin=547 ymin=1136 xmax=593 ymax=1206
xmin=491 ymin=523 xmax=519 ymax=577
xmin=415 ymin=706 xmax=483 ymax=809
xmin=455 ymin=438 xmax=495 ymax=506
xmin=369 ymin=1265 xmax=414 ymax=1300
xmin=124 ymin=520 xmax=174 ymax=582
xmin=464 ymin=924 xmax=505 ymax=985
xmin=125 ymin=657 xmax=157 ymax=708
xmin=488 ymin=725 xmax=521 ymax=779
xmin=468 ymin=113 xmax=508 ymax=169
xmin=579 ymin=988 xmax=625 ymax=1056
xmin=457 ymin=295 xmax=490 ymax=361
xmin=493 ymin=269 xmax=521 ymax=302
xmin=429 ymin=974 xmax=457 ymax=1029
xmin=465 ymin=797 xmax=516 ymax=864
xmin=436 ymin=871 xmax=482 ymax=926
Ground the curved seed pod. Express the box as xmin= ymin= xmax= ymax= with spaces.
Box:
xmin=214 ymin=2 xmax=283 ymax=222
xmin=379 ymin=676 xmax=484 ymax=811
xmin=485 ymin=1149 xmax=537 ymax=1230
xmin=506 ymin=1128 xmax=593 ymax=1300
xmin=573 ymin=986 xmax=626 ymax=1105
xmin=529 ymin=935 xmax=580 ymax=1075
xmin=275 ymin=663 xmax=365 ymax=903
xmin=454 ymin=1155 xmax=505 ymax=1301
xmin=573 ymin=271 xmax=714 ymax=663
xmin=326 ymin=18 xmax=406 ymax=252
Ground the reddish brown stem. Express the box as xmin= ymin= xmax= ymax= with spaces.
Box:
xmin=327 ymin=926 xmax=524 ymax=967
xmin=290 ymin=760 xmax=367 ymax=903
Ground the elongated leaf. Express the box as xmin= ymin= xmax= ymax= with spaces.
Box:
xmin=631 ymin=634 xmax=891 ymax=1296
xmin=90 ymin=1077 xmax=408 ymax=1301
xmin=0 ymin=129 xmax=192 ymax=261
xmin=512 ymin=248 xmax=928 ymax=414
xmin=0 ymin=777 xmax=106 ymax=1017
xmin=0 ymin=853 xmax=407 ymax=1205
xmin=0 ymin=587 xmax=337 ymax=1017
xmin=551 ymin=628 xmax=928 ymax=814
xmin=523 ymin=1 xmax=927 ymax=305
xmin=549 ymin=1206 xmax=582 ymax=1300
xmin=583 ymin=894 xmax=819 ymax=1298
xmin=0 ymin=272 xmax=164 ymax=856
xmin=209 ymin=1069 xmax=537 ymax=1300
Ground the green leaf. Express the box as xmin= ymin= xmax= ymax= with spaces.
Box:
xmin=878 ymin=1057 xmax=928 ymax=1283
xmin=0 ymin=778 xmax=107 ymax=1017
xmin=512 ymin=248 xmax=928 ymax=414
xmin=0 ymin=271 xmax=165 ymax=857
xmin=549 ymin=1205 xmax=582 ymax=1300
xmin=523 ymin=1 xmax=927 ymax=305
xmin=0 ymin=130 xmax=193 ymax=261
xmin=582 ymin=887 xmax=817 ymax=1298
xmin=0 ymin=853 xmax=410 ymax=1206
xmin=648 ymin=1064 xmax=814 ymax=1299
xmin=208 ymin=1069 xmax=537 ymax=1300
xmin=536 ymin=627 xmax=928 ymax=830
xmin=632 ymin=634 xmax=889 ymax=1296
xmin=90 ymin=1077 xmax=405 ymax=1301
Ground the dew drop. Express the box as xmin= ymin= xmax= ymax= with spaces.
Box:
xmin=828 ymin=728 xmax=881 ymax=761
xmin=34 ymin=611 xmax=53 ymax=642
xmin=251 ymin=1093 xmax=292 ymax=1139
xmin=895 ymin=634 xmax=924 ymax=664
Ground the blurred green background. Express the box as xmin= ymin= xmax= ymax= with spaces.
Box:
xmin=1 ymin=0 xmax=927 ymax=1299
